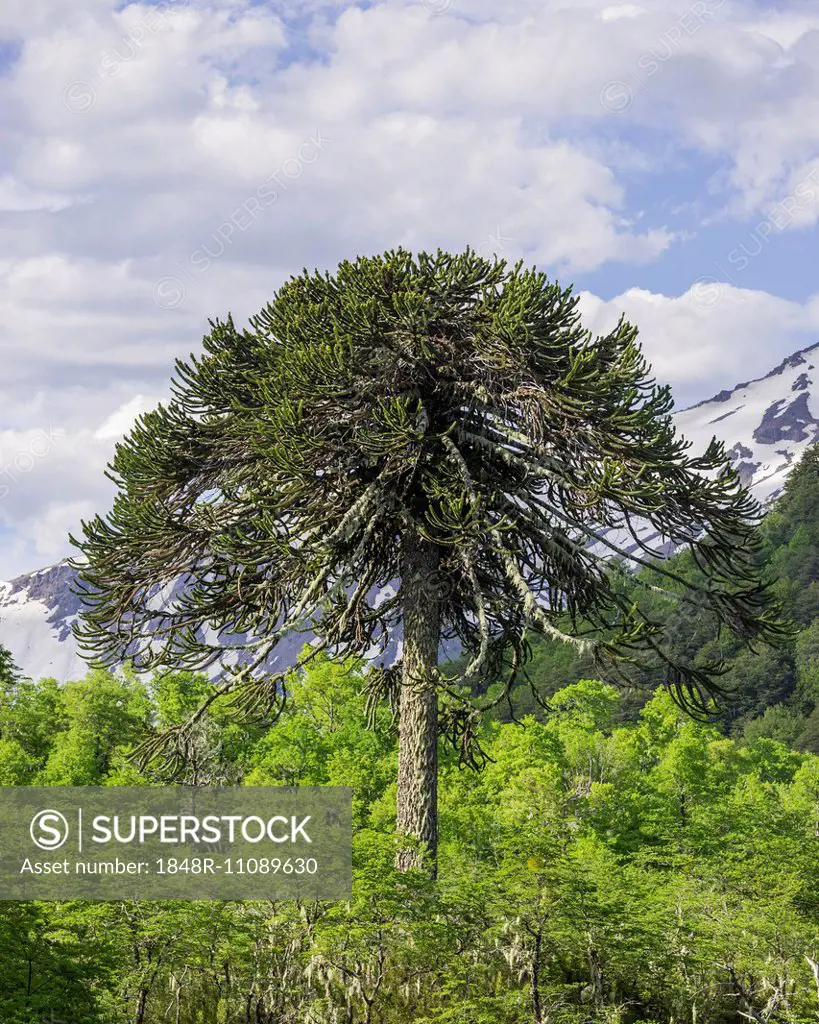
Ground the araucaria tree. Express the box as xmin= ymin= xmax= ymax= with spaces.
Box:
xmin=72 ymin=249 xmax=788 ymax=872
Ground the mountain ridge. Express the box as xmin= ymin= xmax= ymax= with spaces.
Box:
xmin=685 ymin=341 xmax=819 ymax=411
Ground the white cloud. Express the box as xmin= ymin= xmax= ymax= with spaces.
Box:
xmin=0 ymin=175 xmax=76 ymax=212
xmin=599 ymin=5 xmax=645 ymax=22
xmin=94 ymin=394 xmax=164 ymax=440
xmin=578 ymin=283 xmax=819 ymax=409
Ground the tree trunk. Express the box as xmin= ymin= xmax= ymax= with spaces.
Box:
xmin=133 ymin=987 xmax=149 ymax=1024
xmin=531 ymin=928 xmax=543 ymax=1024
xmin=396 ymin=531 xmax=441 ymax=874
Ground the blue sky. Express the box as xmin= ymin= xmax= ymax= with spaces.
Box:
xmin=1 ymin=0 xmax=819 ymax=577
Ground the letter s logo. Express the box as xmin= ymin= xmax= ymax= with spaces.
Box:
xmin=30 ymin=810 xmax=69 ymax=850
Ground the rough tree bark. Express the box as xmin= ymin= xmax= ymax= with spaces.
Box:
xmin=396 ymin=531 xmax=441 ymax=874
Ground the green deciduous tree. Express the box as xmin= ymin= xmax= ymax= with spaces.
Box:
xmin=37 ymin=668 xmax=151 ymax=785
xmin=0 ymin=901 xmax=108 ymax=1024
xmin=71 ymin=249 xmax=788 ymax=870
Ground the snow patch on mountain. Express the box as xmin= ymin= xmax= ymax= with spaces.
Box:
xmin=674 ymin=342 xmax=819 ymax=506
xmin=0 ymin=562 xmax=88 ymax=682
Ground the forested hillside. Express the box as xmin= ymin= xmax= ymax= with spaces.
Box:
xmin=1 ymin=446 xmax=819 ymax=1022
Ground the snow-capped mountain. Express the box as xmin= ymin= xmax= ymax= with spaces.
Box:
xmin=0 ymin=562 xmax=88 ymax=683
xmin=2 ymin=342 xmax=818 ymax=684
xmin=674 ymin=344 xmax=819 ymax=505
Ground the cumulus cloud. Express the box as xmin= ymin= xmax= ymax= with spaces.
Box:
xmin=578 ymin=284 xmax=819 ymax=409
xmin=0 ymin=176 xmax=77 ymax=213
xmin=94 ymin=394 xmax=165 ymax=440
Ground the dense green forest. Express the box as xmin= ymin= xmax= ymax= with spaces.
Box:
xmin=1 ymin=446 xmax=819 ymax=1022
xmin=3 ymin=663 xmax=819 ymax=1022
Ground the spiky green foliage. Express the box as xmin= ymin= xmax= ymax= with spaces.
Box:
xmin=71 ymin=249 xmax=788 ymax=749
xmin=0 ymin=646 xmax=18 ymax=689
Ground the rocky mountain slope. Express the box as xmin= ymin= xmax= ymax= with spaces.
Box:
xmin=2 ymin=342 xmax=818 ymax=683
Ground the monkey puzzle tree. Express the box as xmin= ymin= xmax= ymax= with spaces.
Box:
xmin=71 ymin=249 xmax=788 ymax=872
